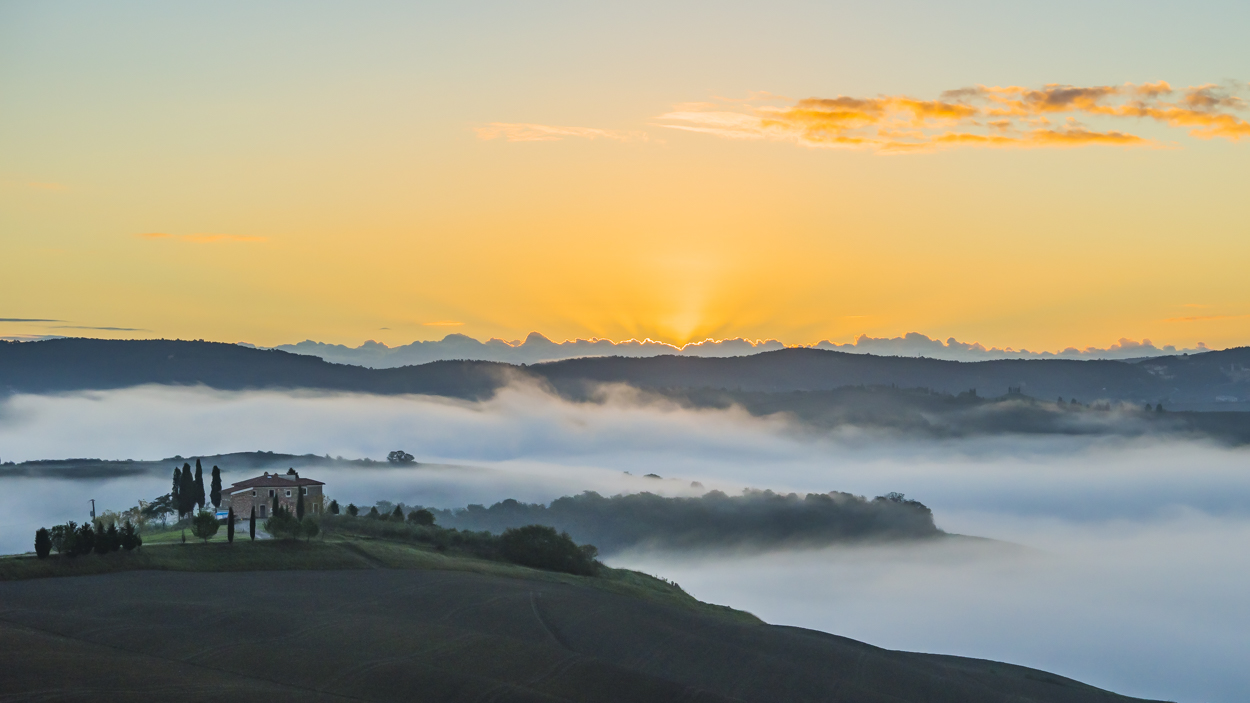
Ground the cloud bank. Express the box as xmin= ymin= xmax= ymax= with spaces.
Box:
xmin=657 ymin=81 xmax=1250 ymax=151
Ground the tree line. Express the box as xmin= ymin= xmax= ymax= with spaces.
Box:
xmin=34 ymin=519 xmax=142 ymax=558
xmin=324 ymin=502 xmax=599 ymax=576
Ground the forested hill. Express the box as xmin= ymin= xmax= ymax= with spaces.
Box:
xmin=2 ymin=338 xmax=1249 ymax=410
xmin=0 ymin=338 xmax=510 ymax=399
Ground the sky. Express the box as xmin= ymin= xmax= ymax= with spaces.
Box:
xmin=2 ymin=1 xmax=1249 ymax=351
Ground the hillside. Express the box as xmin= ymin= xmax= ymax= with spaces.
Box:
xmin=0 ymin=543 xmax=1162 ymax=703
xmin=3 ymin=338 xmax=1249 ymax=414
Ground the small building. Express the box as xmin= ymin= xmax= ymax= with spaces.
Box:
xmin=221 ymin=469 xmax=325 ymax=520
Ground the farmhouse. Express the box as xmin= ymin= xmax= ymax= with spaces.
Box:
xmin=222 ymin=469 xmax=325 ymax=520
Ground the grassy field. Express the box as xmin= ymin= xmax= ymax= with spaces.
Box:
xmin=0 ymin=567 xmax=1164 ymax=703
xmin=0 ymin=534 xmax=756 ymax=624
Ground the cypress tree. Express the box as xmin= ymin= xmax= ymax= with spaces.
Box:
xmin=34 ymin=528 xmax=51 ymax=558
xmin=179 ymin=463 xmax=195 ymax=517
xmin=296 ymin=487 xmax=305 ymax=520
xmin=194 ymin=459 xmax=206 ymax=510
xmin=106 ymin=522 xmax=121 ymax=552
xmin=249 ymin=506 xmax=256 ymax=540
xmin=329 ymin=499 xmax=339 ymax=514
xmin=210 ymin=466 xmax=222 ymax=508
xmin=171 ymin=466 xmax=183 ymax=517
xmin=227 ymin=507 xmax=235 ymax=543
xmin=93 ymin=523 xmax=110 ymax=555
xmin=272 ymin=493 xmax=280 ymax=517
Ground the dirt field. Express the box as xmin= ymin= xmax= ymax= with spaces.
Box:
xmin=0 ymin=568 xmax=1163 ymax=702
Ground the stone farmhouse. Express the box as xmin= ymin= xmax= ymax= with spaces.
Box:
xmin=221 ymin=470 xmax=325 ymax=520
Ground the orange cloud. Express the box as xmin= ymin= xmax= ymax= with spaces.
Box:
xmin=476 ymin=123 xmax=647 ymax=142
xmin=423 ymin=320 xmax=464 ymax=326
xmin=137 ymin=232 xmax=267 ymax=243
xmin=657 ymin=80 xmax=1248 ymax=152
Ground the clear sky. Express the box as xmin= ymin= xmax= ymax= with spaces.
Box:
xmin=2 ymin=1 xmax=1248 ymax=350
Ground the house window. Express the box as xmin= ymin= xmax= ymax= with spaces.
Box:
xmin=301 ymin=487 xmax=308 ymax=495
xmin=251 ymin=490 xmax=256 ymax=497
xmin=285 ymin=490 xmax=291 ymax=497
xmin=269 ymin=489 xmax=275 ymax=497
xmin=259 ymin=505 xmax=267 ymax=518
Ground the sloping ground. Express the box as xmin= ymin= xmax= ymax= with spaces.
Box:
xmin=0 ymin=569 xmax=1163 ymax=703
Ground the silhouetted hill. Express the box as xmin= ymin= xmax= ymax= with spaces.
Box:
xmin=3 ymin=338 xmax=1249 ymax=414
xmin=0 ymin=338 xmax=509 ymax=399
xmin=533 ymin=347 xmax=1250 ymax=408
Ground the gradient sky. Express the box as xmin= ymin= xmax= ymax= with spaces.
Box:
xmin=2 ymin=1 xmax=1248 ymax=350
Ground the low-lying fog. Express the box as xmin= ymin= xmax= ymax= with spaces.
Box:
xmin=2 ymin=384 xmax=1248 ymax=702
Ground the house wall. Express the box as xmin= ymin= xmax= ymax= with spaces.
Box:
xmin=223 ymin=483 xmax=324 ymax=520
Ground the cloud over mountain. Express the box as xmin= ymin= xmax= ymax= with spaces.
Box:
xmin=271 ymin=331 xmax=1207 ymax=368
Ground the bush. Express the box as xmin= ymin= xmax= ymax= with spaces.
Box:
xmin=264 ymin=508 xmax=301 ymax=540
xmin=74 ymin=522 xmax=96 ymax=556
xmin=191 ymin=511 xmax=220 ymax=544
xmin=407 ymin=509 xmax=435 ymax=526
xmin=120 ymin=520 xmax=142 ymax=551
xmin=34 ymin=528 xmax=51 ymax=558
xmin=49 ymin=522 xmax=75 ymax=555
xmin=498 ymin=525 xmax=598 ymax=576
xmin=105 ymin=522 xmax=122 ymax=552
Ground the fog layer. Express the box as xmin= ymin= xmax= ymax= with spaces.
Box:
xmin=1 ymin=384 xmax=1248 ymax=702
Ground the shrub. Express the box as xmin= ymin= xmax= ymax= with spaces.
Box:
xmin=93 ymin=523 xmax=112 ymax=555
xmin=34 ymin=528 xmax=51 ymax=558
xmin=50 ymin=522 xmax=75 ymax=555
xmin=75 ymin=522 xmax=96 ymax=556
xmin=105 ymin=522 xmax=122 ymax=552
xmin=264 ymin=508 xmax=302 ymax=540
xmin=498 ymin=525 xmax=598 ymax=576
xmin=407 ymin=509 xmax=435 ymax=526
xmin=301 ymin=519 xmax=320 ymax=540
xmin=191 ymin=511 xmax=220 ymax=544
xmin=120 ymin=520 xmax=141 ymax=551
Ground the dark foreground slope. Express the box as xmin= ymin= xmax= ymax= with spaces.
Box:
xmin=0 ymin=569 xmax=1161 ymax=703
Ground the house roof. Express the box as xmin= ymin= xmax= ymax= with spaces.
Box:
xmin=224 ymin=473 xmax=325 ymax=494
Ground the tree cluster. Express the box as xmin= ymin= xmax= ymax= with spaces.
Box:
xmin=35 ymin=519 xmax=141 ymax=559
xmin=263 ymin=502 xmax=320 ymax=541
xmin=170 ymin=459 xmax=224 ymax=520
xmin=325 ymin=507 xmax=600 ymax=576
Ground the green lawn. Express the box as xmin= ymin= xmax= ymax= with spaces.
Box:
xmin=0 ymin=535 xmax=760 ymax=624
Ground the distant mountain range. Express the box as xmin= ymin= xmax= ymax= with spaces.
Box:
xmin=266 ymin=332 xmax=1206 ymax=367
xmin=3 ymin=338 xmax=1249 ymax=439
xmin=2 ymin=338 xmax=1247 ymax=407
